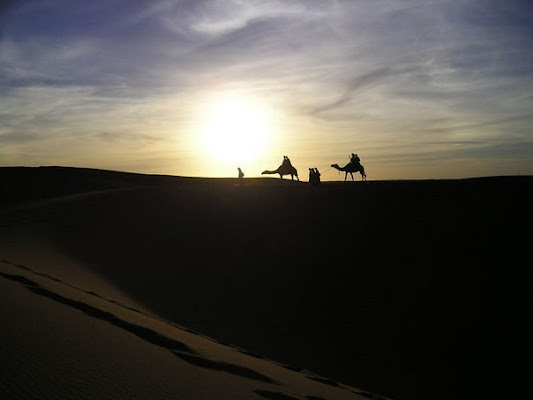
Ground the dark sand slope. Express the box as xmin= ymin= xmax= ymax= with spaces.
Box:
xmin=1 ymin=167 xmax=531 ymax=400
xmin=1 ymin=260 xmax=381 ymax=400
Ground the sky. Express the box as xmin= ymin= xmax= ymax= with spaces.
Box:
xmin=1 ymin=0 xmax=532 ymax=180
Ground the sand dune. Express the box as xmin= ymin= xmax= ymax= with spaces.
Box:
xmin=1 ymin=167 xmax=531 ymax=399
xmin=1 ymin=259 xmax=386 ymax=400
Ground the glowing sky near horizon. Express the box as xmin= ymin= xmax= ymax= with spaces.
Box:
xmin=1 ymin=0 xmax=532 ymax=180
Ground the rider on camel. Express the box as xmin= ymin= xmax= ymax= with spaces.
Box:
xmin=350 ymin=153 xmax=361 ymax=166
xmin=283 ymin=155 xmax=293 ymax=167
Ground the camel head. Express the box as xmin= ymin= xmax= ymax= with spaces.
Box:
xmin=331 ymin=163 xmax=340 ymax=169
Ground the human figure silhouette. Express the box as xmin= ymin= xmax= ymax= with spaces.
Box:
xmin=309 ymin=167 xmax=321 ymax=185
xmin=238 ymin=167 xmax=244 ymax=187
xmin=314 ymin=168 xmax=321 ymax=183
xmin=350 ymin=153 xmax=361 ymax=167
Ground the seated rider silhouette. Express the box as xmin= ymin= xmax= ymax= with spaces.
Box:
xmin=283 ymin=155 xmax=292 ymax=167
xmin=350 ymin=153 xmax=361 ymax=166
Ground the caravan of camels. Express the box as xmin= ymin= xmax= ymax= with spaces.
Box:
xmin=259 ymin=153 xmax=366 ymax=183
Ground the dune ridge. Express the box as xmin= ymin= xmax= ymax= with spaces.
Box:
xmin=1 ymin=166 xmax=531 ymax=400
xmin=1 ymin=258 xmax=387 ymax=400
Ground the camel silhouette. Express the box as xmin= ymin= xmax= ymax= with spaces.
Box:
xmin=262 ymin=163 xmax=299 ymax=180
xmin=331 ymin=163 xmax=367 ymax=181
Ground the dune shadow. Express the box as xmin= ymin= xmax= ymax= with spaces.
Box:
xmin=230 ymin=345 xmax=266 ymax=360
xmin=277 ymin=363 xmax=304 ymax=373
xmin=2 ymin=259 xmax=150 ymax=319
xmin=254 ymin=390 xmax=300 ymax=400
xmin=1 ymin=269 xmax=278 ymax=386
xmin=306 ymin=376 xmax=340 ymax=387
xmin=0 ymin=271 xmax=39 ymax=287
xmin=0 ymin=270 xmax=198 ymax=356
xmin=173 ymin=351 xmax=276 ymax=384
xmin=25 ymin=284 xmax=197 ymax=354
xmin=352 ymin=390 xmax=389 ymax=400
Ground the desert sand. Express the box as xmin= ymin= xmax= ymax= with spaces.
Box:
xmin=1 ymin=166 xmax=531 ymax=400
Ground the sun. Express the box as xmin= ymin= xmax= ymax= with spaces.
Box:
xmin=196 ymin=93 xmax=273 ymax=164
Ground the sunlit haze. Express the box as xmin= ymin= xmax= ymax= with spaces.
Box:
xmin=193 ymin=91 xmax=277 ymax=175
xmin=1 ymin=1 xmax=532 ymax=180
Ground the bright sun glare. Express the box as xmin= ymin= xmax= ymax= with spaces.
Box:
xmin=197 ymin=93 xmax=273 ymax=164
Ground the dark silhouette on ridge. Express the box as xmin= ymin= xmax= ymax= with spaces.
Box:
xmin=309 ymin=168 xmax=321 ymax=185
xmin=262 ymin=156 xmax=299 ymax=180
xmin=238 ymin=167 xmax=245 ymax=187
xmin=331 ymin=153 xmax=367 ymax=181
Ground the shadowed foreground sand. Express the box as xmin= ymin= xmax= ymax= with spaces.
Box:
xmin=1 ymin=259 xmax=382 ymax=400
xmin=1 ymin=167 xmax=531 ymax=400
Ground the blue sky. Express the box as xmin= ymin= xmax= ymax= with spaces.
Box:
xmin=1 ymin=0 xmax=532 ymax=179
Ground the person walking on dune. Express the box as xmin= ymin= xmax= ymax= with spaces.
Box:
xmin=238 ymin=167 xmax=245 ymax=187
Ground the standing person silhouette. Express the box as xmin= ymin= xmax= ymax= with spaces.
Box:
xmin=309 ymin=167 xmax=321 ymax=185
xmin=238 ymin=167 xmax=244 ymax=187
xmin=314 ymin=168 xmax=321 ymax=183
